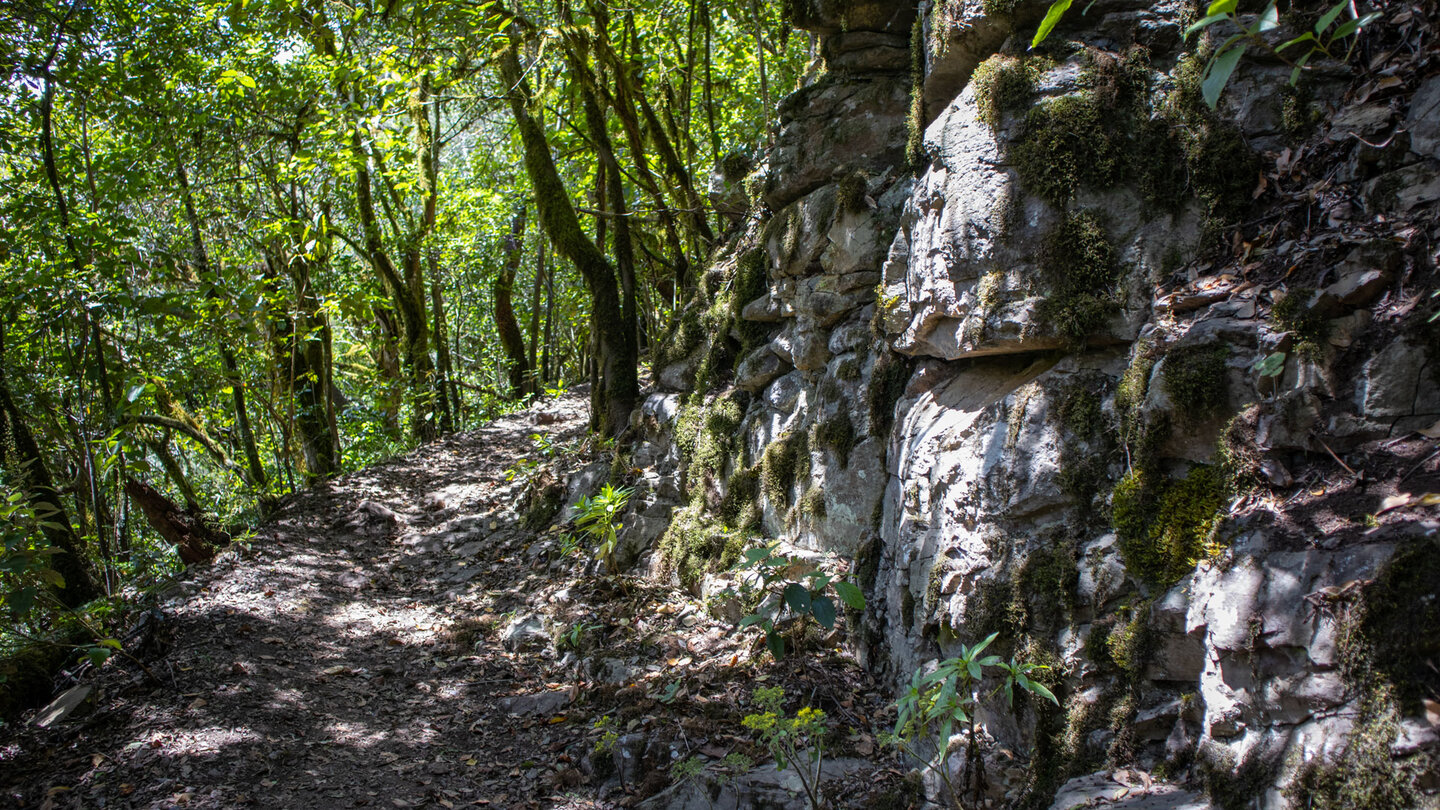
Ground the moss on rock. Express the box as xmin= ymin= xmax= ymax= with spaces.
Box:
xmin=1036 ymin=211 xmax=1123 ymax=349
xmin=1113 ymin=463 xmax=1229 ymax=587
xmin=1161 ymin=342 xmax=1230 ymax=420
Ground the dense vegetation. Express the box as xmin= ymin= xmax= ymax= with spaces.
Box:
xmin=0 ymin=0 xmax=806 ymax=666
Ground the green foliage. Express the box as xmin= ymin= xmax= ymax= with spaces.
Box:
xmin=572 ymin=483 xmax=633 ymax=573
xmin=726 ymin=542 xmax=866 ymax=660
xmin=1183 ymin=0 xmax=1382 ymax=108
xmin=744 ymin=687 xmax=830 ymax=809
xmin=889 ymin=633 xmax=1059 ymax=808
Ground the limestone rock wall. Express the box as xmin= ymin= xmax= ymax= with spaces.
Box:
xmin=629 ymin=0 xmax=1440 ymax=806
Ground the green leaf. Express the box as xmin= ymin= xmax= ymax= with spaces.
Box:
xmin=811 ymin=596 xmax=836 ymax=629
xmin=1024 ymin=679 xmax=1061 ymax=706
xmin=740 ymin=613 xmax=768 ymax=629
xmin=1184 ymin=12 xmax=1231 ymax=39
xmin=1030 ymin=0 xmax=1073 ymax=49
xmin=1276 ymin=32 xmax=1318 ymax=52
xmin=1202 ymin=42 xmax=1246 ymax=109
xmin=833 ymin=581 xmax=866 ymax=610
xmin=765 ymin=629 xmax=786 ymax=659
xmin=1206 ymin=0 xmax=1238 ymax=15
xmin=971 ymin=631 xmax=999 ymax=658
xmin=968 ymin=660 xmax=982 ymax=680
xmin=237 ymin=73 xmax=257 ymax=89
xmin=99 ymin=638 xmax=123 ymax=650
xmin=1253 ymin=351 xmax=1286 ymax=377
xmin=87 ymin=646 xmax=111 ymax=667
xmin=1315 ymin=0 xmax=1349 ymax=34
xmin=783 ymin=583 xmax=812 ymax=614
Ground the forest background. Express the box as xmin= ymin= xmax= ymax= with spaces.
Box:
xmin=0 ymin=0 xmax=806 ymax=665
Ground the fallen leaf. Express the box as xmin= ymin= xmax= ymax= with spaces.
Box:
xmin=1418 ymin=418 xmax=1440 ymax=439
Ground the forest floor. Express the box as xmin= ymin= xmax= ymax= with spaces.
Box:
xmin=0 ymin=392 xmax=906 ymax=810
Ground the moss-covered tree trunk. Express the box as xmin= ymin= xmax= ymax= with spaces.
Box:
xmin=497 ymin=38 xmax=637 ymax=434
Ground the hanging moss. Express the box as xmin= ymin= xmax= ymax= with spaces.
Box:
xmin=1270 ymin=287 xmax=1329 ymax=357
xmin=800 ymin=485 xmax=827 ymax=520
xmin=761 ymin=431 xmax=805 ymax=507
xmin=1347 ymin=537 xmax=1440 ymax=713
xmin=718 ymin=464 xmax=762 ymax=531
xmin=1036 ymin=211 xmax=1123 ymax=349
xmin=1287 ymin=686 xmax=1422 ymax=810
xmin=814 ymin=409 xmax=857 ymax=469
xmin=906 ymin=10 xmax=927 ymax=170
xmin=867 ymin=352 xmax=912 ymax=435
xmin=657 ymin=505 xmax=746 ymax=593
xmin=1160 ymin=342 xmax=1230 ymax=420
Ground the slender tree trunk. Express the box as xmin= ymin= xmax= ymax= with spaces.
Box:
xmin=429 ymin=253 xmax=456 ymax=433
xmin=527 ymin=238 xmax=544 ymax=382
xmin=542 ymin=246 xmax=555 ymax=386
xmin=497 ymin=35 xmax=637 ymax=433
xmin=494 ymin=207 xmax=532 ymax=399
xmin=174 ymin=152 xmax=268 ymax=490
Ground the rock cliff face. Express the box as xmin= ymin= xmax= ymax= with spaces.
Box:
xmin=628 ymin=0 xmax=1440 ymax=806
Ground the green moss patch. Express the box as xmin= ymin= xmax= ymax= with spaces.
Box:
xmin=1287 ymin=685 xmax=1422 ymax=810
xmin=1160 ymin=342 xmax=1230 ymax=420
xmin=657 ymin=505 xmax=747 ymax=593
xmin=972 ymin=55 xmax=1043 ymax=128
xmin=1347 ymin=538 xmax=1440 ymax=713
xmin=1036 ymin=211 xmax=1123 ymax=349
xmin=1113 ymin=464 xmax=1229 ymax=587
xmin=761 ymin=430 xmax=809 ymax=508
xmin=1270 ymin=287 xmax=1329 ymax=357
xmin=814 ymin=409 xmax=858 ymax=469
xmin=867 ymin=352 xmax=912 ymax=436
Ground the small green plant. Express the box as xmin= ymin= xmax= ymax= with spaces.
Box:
xmin=559 ymin=621 xmax=601 ymax=652
xmin=573 ymin=483 xmax=633 ymax=573
xmin=743 ymin=687 xmax=829 ymax=810
xmin=725 ymin=542 xmax=866 ymax=659
xmin=592 ymin=715 xmax=619 ymax=754
xmin=887 ymin=633 xmax=1059 ymax=809
xmin=1031 ymin=0 xmax=1380 ymax=108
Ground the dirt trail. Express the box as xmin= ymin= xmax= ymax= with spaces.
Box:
xmin=2 ymin=397 xmax=598 ymax=808
xmin=1 ymin=393 xmax=897 ymax=810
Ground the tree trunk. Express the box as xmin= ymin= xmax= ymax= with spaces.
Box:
xmin=123 ymin=478 xmax=223 ymax=566
xmin=494 ymin=207 xmax=532 ymax=399
xmin=430 ymin=253 xmax=456 ymax=433
xmin=527 ymin=237 xmax=545 ymax=384
xmin=174 ymin=152 xmax=268 ymax=490
xmin=497 ymin=36 xmax=637 ymax=434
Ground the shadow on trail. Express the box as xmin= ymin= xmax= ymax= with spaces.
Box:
xmin=1 ymin=397 xmax=599 ymax=809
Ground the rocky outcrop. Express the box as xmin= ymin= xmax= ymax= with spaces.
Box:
xmin=625 ymin=0 xmax=1440 ymax=807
